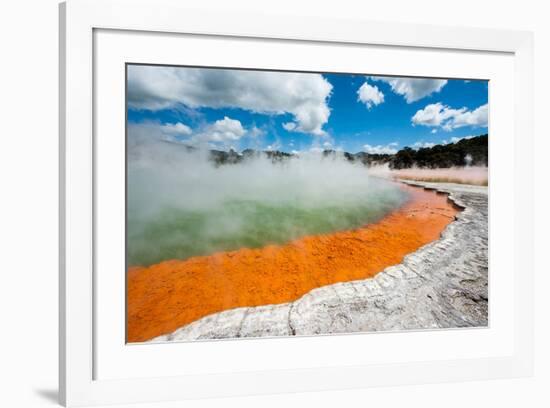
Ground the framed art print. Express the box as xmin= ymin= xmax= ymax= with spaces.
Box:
xmin=59 ymin=0 xmax=534 ymax=406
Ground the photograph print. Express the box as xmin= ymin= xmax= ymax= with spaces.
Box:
xmin=126 ymin=64 xmax=488 ymax=343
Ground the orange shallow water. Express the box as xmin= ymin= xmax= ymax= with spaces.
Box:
xmin=127 ymin=184 xmax=460 ymax=342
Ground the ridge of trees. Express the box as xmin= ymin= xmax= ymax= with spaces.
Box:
xmin=204 ymin=134 xmax=488 ymax=168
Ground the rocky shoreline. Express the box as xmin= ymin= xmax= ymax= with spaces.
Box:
xmin=150 ymin=181 xmax=488 ymax=342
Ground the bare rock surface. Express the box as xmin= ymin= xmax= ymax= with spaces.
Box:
xmin=152 ymin=181 xmax=488 ymax=342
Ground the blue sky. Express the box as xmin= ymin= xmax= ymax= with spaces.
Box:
xmin=127 ymin=64 xmax=488 ymax=154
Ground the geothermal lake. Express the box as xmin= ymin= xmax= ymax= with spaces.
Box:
xmin=127 ymin=153 xmax=409 ymax=267
xmin=126 ymin=149 xmax=464 ymax=342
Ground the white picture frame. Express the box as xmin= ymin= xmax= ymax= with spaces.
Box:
xmin=59 ymin=0 xmax=534 ymax=406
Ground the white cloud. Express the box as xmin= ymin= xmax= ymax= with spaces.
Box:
xmin=282 ymin=122 xmax=297 ymax=131
xmin=371 ymin=77 xmax=447 ymax=103
xmin=130 ymin=116 xmax=262 ymax=151
xmin=412 ymin=103 xmax=461 ymax=127
xmin=265 ymin=141 xmax=282 ymax=151
xmin=247 ymin=126 xmax=265 ymax=138
xmin=412 ymin=141 xmax=436 ymax=149
xmin=160 ymin=122 xmax=192 ymax=137
xmin=357 ymin=81 xmax=384 ymax=109
xmin=363 ymin=143 xmax=399 ymax=154
xmin=447 ymin=104 xmax=488 ymax=129
xmin=199 ymin=116 xmax=245 ymax=143
xmin=431 ymin=129 xmax=437 ymax=134
xmin=451 ymin=135 xmax=476 ymax=143
xmin=128 ymin=65 xmax=333 ymax=136
xmin=411 ymin=102 xmax=488 ymax=131
xmin=440 ymin=135 xmax=476 ymax=145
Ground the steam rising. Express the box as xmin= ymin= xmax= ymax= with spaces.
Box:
xmin=127 ymin=126 xmax=409 ymax=266
xmin=387 ymin=165 xmax=488 ymax=186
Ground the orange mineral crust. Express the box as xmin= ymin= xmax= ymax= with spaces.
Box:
xmin=127 ymin=185 xmax=459 ymax=342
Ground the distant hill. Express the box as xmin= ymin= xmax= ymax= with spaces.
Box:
xmin=321 ymin=150 xmax=393 ymax=166
xmin=201 ymin=134 xmax=488 ymax=169
xmin=208 ymin=148 xmax=393 ymax=166
xmin=209 ymin=149 xmax=294 ymax=165
xmin=389 ymin=134 xmax=488 ymax=169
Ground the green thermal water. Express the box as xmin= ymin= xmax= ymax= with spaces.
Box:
xmin=127 ymin=184 xmax=408 ymax=266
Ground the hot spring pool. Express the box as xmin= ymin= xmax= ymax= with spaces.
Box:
xmin=127 ymin=153 xmax=410 ymax=267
